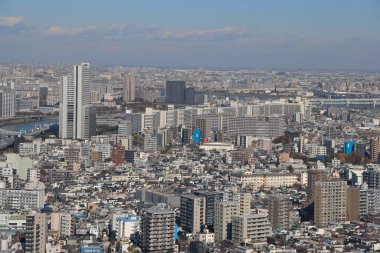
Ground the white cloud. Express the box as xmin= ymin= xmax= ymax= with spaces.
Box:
xmin=45 ymin=25 xmax=97 ymax=37
xmin=153 ymin=26 xmax=249 ymax=41
xmin=0 ymin=16 xmax=24 ymax=27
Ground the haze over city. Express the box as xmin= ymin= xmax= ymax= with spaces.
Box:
xmin=1 ymin=0 xmax=380 ymax=69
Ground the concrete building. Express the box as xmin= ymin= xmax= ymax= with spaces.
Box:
xmin=346 ymin=184 xmax=369 ymax=221
xmin=232 ymin=214 xmax=271 ymax=244
xmin=116 ymin=214 xmax=140 ymax=240
xmin=59 ymin=63 xmax=96 ymax=140
xmin=214 ymin=202 xmax=240 ymax=243
xmin=194 ymin=191 xmax=224 ymax=230
xmin=51 ymin=212 xmax=73 ymax=237
xmin=267 ymin=194 xmax=291 ymax=230
xmin=314 ymin=180 xmax=347 ymax=228
xmin=0 ymin=181 xmax=45 ymax=210
xmin=180 ymin=194 xmax=206 ymax=234
xmin=307 ymin=169 xmax=328 ymax=203
xmin=140 ymin=208 xmax=175 ymax=253
xmin=370 ymin=136 xmax=380 ymax=162
xmin=123 ymin=73 xmax=136 ymax=103
xmin=25 ymin=212 xmax=47 ymax=253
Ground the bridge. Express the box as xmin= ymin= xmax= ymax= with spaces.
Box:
xmin=309 ymin=97 xmax=380 ymax=108
xmin=0 ymin=128 xmax=24 ymax=136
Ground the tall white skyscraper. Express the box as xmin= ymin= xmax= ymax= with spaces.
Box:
xmin=59 ymin=63 xmax=96 ymax=140
xmin=123 ymin=73 xmax=136 ymax=102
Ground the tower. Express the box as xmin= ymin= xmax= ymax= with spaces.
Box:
xmin=59 ymin=63 xmax=96 ymax=140
xmin=180 ymin=194 xmax=206 ymax=234
xmin=370 ymin=136 xmax=380 ymax=161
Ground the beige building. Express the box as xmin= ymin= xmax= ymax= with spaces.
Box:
xmin=25 ymin=212 xmax=47 ymax=253
xmin=346 ymin=185 xmax=368 ymax=221
xmin=307 ymin=169 xmax=328 ymax=203
xmin=180 ymin=194 xmax=206 ymax=234
xmin=51 ymin=212 xmax=73 ymax=237
xmin=267 ymin=194 xmax=291 ymax=229
xmin=214 ymin=202 xmax=240 ymax=243
xmin=230 ymin=173 xmax=299 ymax=189
xmin=232 ymin=214 xmax=271 ymax=244
xmin=314 ymin=180 xmax=347 ymax=228
xmin=370 ymin=136 xmax=380 ymax=161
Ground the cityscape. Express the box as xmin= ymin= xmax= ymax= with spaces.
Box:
xmin=1 ymin=1 xmax=380 ymax=253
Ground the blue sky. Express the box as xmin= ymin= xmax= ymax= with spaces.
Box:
xmin=1 ymin=0 xmax=379 ymax=69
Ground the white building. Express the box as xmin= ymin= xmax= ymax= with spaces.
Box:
xmin=59 ymin=63 xmax=96 ymax=140
xmin=116 ymin=214 xmax=141 ymax=240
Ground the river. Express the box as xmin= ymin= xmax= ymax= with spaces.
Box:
xmin=2 ymin=119 xmax=59 ymax=132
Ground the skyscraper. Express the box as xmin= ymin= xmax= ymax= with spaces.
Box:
xmin=214 ymin=202 xmax=240 ymax=243
xmin=314 ymin=180 xmax=347 ymax=227
xmin=123 ymin=73 xmax=136 ymax=103
xmin=59 ymin=63 xmax=96 ymax=140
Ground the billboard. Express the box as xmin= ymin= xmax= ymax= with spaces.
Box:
xmin=193 ymin=129 xmax=201 ymax=143
xmin=344 ymin=141 xmax=355 ymax=155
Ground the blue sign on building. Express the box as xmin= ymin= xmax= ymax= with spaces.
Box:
xmin=344 ymin=141 xmax=355 ymax=155
xmin=193 ymin=129 xmax=201 ymax=143
xmin=174 ymin=224 xmax=178 ymax=240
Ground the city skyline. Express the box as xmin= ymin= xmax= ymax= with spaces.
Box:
xmin=1 ymin=0 xmax=380 ymax=70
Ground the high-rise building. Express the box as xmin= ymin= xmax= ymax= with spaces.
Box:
xmin=314 ymin=180 xmax=347 ymax=227
xmin=39 ymin=87 xmax=48 ymax=107
xmin=267 ymin=194 xmax=291 ymax=230
xmin=370 ymin=136 xmax=380 ymax=161
xmin=185 ymin=87 xmax=195 ymax=105
xmin=214 ymin=202 xmax=240 ymax=243
xmin=194 ymin=191 xmax=224 ymax=230
xmin=140 ymin=208 xmax=175 ymax=253
xmin=25 ymin=212 xmax=47 ymax=253
xmin=123 ymin=73 xmax=136 ymax=103
xmin=166 ymin=81 xmax=186 ymax=104
xmin=363 ymin=168 xmax=380 ymax=189
xmin=59 ymin=63 xmax=96 ymax=140
xmin=307 ymin=169 xmax=328 ymax=203
xmin=0 ymin=83 xmax=15 ymax=119
xmin=232 ymin=214 xmax=271 ymax=244
xmin=346 ymin=184 xmax=368 ymax=221
xmin=180 ymin=194 xmax=206 ymax=234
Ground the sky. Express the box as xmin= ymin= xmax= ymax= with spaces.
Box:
xmin=0 ymin=0 xmax=380 ymax=70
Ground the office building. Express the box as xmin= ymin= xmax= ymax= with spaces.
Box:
xmin=307 ymin=169 xmax=328 ymax=203
xmin=370 ymin=136 xmax=380 ymax=161
xmin=194 ymin=191 xmax=224 ymax=230
xmin=267 ymin=194 xmax=291 ymax=229
xmin=344 ymin=141 xmax=355 ymax=155
xmin=140 ymin=208 xmax=175 ymax=253
xmin=232 ymin=214 xmax=271 ymax=244
xmin=314 ymin=180 xmax=347 ymax=227
xmin=184 ymin=87 xmax=195 ymax=105
xmin=59 ymin=63 xmax=96 ymax=140
xmin=180 ymin=194 xmax=206 ymax=234
xmin=25 ymin=212 xmax=47 ymax=253
xmin=166 ymin=81 xmax=186 ymax=104
xmin=123 ymin=73 xmax=136 ymax=103
xmin=39 ymin=87 xmax=48 ymax=107
xmin=214 ymin=202 xmax=240 ymax=243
